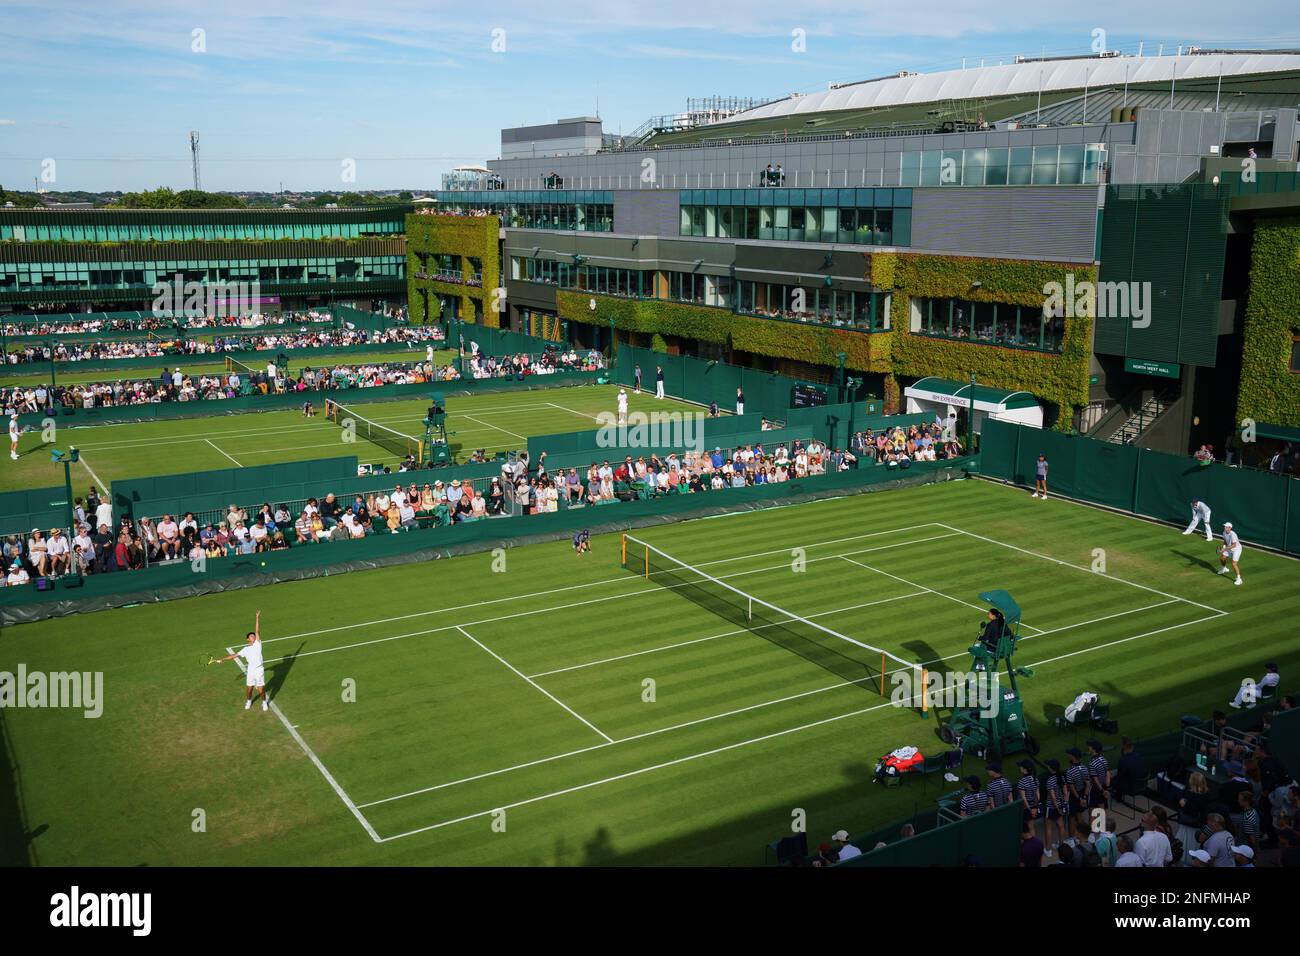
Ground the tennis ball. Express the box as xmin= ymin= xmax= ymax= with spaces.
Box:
xmin=260 ymin=561 xmax=266 ymax=567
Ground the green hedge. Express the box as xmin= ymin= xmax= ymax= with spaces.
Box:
xmin=558 ymin=250 xmax=1094 ymax=430
xmin=405 ymin=214 xmax=501 ymax=328
xmin=1238 ymin=217 xmax=1300 ymax=428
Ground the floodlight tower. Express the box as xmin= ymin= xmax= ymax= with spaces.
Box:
xmin=189 ymin=131 xmax=201 ymax=190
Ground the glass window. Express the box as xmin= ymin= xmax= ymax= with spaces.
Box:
xmin=1032 ymin=145 xmax=1059 ymax=185
xmin=919 ymin=150 xmax=942 ymax=187
xmin=941 ymin=149 xmax=964 ymax=186
xmin=962 ymin=148 xmax=987 ymax=187
xmin=984 ymin=148 xmax=1009 ymax=186
xmin=1009 ymin=147 xmax=1033 ymax=186
xmin=1058 ymin=144 xmax=1085 ymax=185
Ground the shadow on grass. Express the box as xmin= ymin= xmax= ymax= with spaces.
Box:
xmin=268 ymin=642 xmax=305 ymax=701
xmin=0 ymin=709 xmax=43 ymax=866
xmin=1172 ymin=549 xmax=1218 ymax=573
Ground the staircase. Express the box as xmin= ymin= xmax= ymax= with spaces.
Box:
xmin=1106 ymin=390 xmax=1177 ymax=445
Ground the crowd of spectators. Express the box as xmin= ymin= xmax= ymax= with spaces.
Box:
xmin=1 ymin=309 xmax=337 ymax=338
xmin=849 ymin=421 xmax=964 ymax=466
xmin=3 ymin=324 xmax=444 ymax=367
xmin=461 ymin=348 xmax=605 ymax=380
xmin=1 ymin=359 xmax=448 ymax=414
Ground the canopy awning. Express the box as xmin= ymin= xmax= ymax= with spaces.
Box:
xmin=905 ymin=377 xmax=1039 ymax=413
xmin=1256 ymin=422 xmax=1300 ymax=443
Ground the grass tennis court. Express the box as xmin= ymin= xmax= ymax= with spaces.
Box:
xmin=2 ymin=478 xmax=1294 ymax=866
xmin=2 ymin=384 xmax=697 ymax=493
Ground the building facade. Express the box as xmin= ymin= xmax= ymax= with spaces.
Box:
xmin=408 ymin=51 xmax=1300 ymax=455
xmin=0 ymin=205 xmax=410 ymax=314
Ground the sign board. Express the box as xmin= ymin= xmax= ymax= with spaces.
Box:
xmin=791 ymin=382 xmax=829 ymax=408
xmin=1124 ymin=358 xmax=1181 ymax=379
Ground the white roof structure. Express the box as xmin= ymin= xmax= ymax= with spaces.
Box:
xmin=715 ymin=53 xmax=1300 ymax=124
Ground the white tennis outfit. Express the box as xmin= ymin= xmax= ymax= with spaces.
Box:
xmin=1184 ymin=501 xmax=1213 ymax=540
xmin=238 ymin=639 xmax=266 ymax=688
xmin=1222 ymin=529 xmax=1242 ymax=562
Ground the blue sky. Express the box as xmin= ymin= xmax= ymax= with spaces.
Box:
xmin=2 ymin=0 xmax=1297 ymax=193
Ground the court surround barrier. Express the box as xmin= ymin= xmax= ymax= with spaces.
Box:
xmin=614 ymin=345 xmax=882 ymax=419
xmin=0 ymin=485 xmax=75 ymax=542
xmin=838 ymin=798 xmax=1022 ymax=867
xmin=0 ymin=455 xmax=973 ymax=624
xmin=980 ymin=419 xmax=1300 ymax=556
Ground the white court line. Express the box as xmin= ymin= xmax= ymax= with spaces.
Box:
xmin=76 ymin=453 xmax=108 ymax=494
xmin=546 ymin=401 xmax=603 ymax=422
xmin=224 ymin=646 xmax=380 ymax=842
xmin=359 ymin=596 xmax=1193 ymax=810
xmin=205 ymin=438 xmax=242 ymax=468
xmin=372 ymin=606 xmax=1225 ymax=840
xmin=938 ymin=523 xmax=1229 ymax=615
xmin=838 ymin=554 xmax=1046 ymax=634
xmin=259 ymin=533 xmax=957 ymax=666
xmin=261 ymin=522 xmax=942 ymax=645
xmin=455 ymin=626 xmax=612 ymax=743
xmin=527 ymin=589 xmax=930 ymax=678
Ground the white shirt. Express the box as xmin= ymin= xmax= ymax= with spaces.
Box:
xmin=47 ymin=534 xmax=69 ymax=556
xmin=95 ymin=502 xmax=113 ymax=529
xmin=617 ymin=392 xmax=628 ymax=413
xmin=158 ymin=520 xmax=178 ymax=540
xmin=1115 ymin=851 xmax=1144 ymax=867
xmin=1223 ymin=530 xmax=1241 ymax=551
xmin=237 ymin=639 xmax=264 ymax=671
xmin=7 ymin=568 xmax=29 ymax=586
xmin=8 ymin=419 xmax=18 ymax=441
xmin=1134 ymin=830 xmax=1172 ymax=867
xmin=1192 ymin=501 xmax=1211 ymax=519
xmin=835 ymin=844 xmax=862 ymax=862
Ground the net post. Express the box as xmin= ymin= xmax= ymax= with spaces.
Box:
xmin=920 ymin=668 xmax=929 ymax=713
xmin=620 ymin=534 xmax=626 ymax=568
xmin=643 ymin=544 xmax=649 ymax=579
xmin=880 ymin=652 xmax=886 ymax=696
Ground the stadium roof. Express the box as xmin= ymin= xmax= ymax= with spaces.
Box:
xmin=716 ymin=53 xmax=1300 ymax=125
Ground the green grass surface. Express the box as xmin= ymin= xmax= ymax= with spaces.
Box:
xmin=2 ymin=347 xmax=455 ymax=388
xmin=2 ymin=478 xmax=1294 ymax=866
xmin=3 ymin=384 xmax=694 ymax=495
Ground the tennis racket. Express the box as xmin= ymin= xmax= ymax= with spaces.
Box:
xmin=203 ymin=654 xmax=220 ymax=666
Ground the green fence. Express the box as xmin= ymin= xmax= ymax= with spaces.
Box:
xmin=840 ymin=799 xmax=1022 ymax=867
xmin=449 ymin=321 xmax=559 ymax=358
xmin=0 ymin=456 xmax=972 ymax=623
xmin=981 ymin=419 xmax=1300 ymax=555
xmin=0 ymin=485 xmax=75 ymax=539
xmin=112 ymin=457 xmax=359 ymax=519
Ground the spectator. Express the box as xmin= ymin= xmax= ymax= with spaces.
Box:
xmin=1019 ymin=822 xmax=1044 ymax=867
xmin=1186 ymin=848 xmax=1212 ymax=867
xmin=1232 ymin=845 xmax=1255 ymax=868
xmin=1200 ymin=813 xmax=1235 ymax=867
xmin=6 ymin=559 xmax=30 ymax=587
xmin=1230 ymin=662 xmax=1281 ymax=709
xmin=830 ymin=830 xmax=860 ymax=863
xmin=1114 ymin=835 xmax=1143 ymax=867
xmin=1114 ymin=737 xmax=1146 ymax=800
xmin=1135 ymin=812 xmax=1172 ymax=867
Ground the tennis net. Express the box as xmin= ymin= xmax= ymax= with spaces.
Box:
xmin=621 ymin=534 xmax=914 ymax=697
xmin=224 ymin=355 xmax=259 ymax=378
xmin=326 ymin=399 xmax=423 ymax=462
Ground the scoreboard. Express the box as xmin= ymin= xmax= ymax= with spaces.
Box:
xmin=791 ymin=382 xmax=830 ymax=408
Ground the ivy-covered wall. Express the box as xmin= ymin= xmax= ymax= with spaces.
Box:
xmin=558 ymin=251 xmax=1095 ymax=430
xmin=1237 ymin=216 xmax=1300 ymax=428
xmin=405 ymin=214 xmax=501 ymax=327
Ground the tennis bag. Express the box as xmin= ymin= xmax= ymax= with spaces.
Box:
xmin=875 ymin=746 xmax=924 ymax=777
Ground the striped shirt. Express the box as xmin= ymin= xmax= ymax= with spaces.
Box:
xmin=1044 ymin=773 xmax=1065 ymax=810
xmin=959 ymin=791 xmax=990 ymax=815
xmin=1066 ymin=764 xmax=1088 ymax=797
xmin=987 ymin=777 xmax=1013 ymax=807
xmin=1239 ymin=808 xmax=1260 ymax=838
xmin=1017 ymin=775 xmax=1041 ymax=810
xmin=1088 ymin=756 xmax=1110 ymax=789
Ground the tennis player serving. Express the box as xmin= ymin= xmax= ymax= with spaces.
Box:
xmin=218 ymin=611 xmax=269 ymax=711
